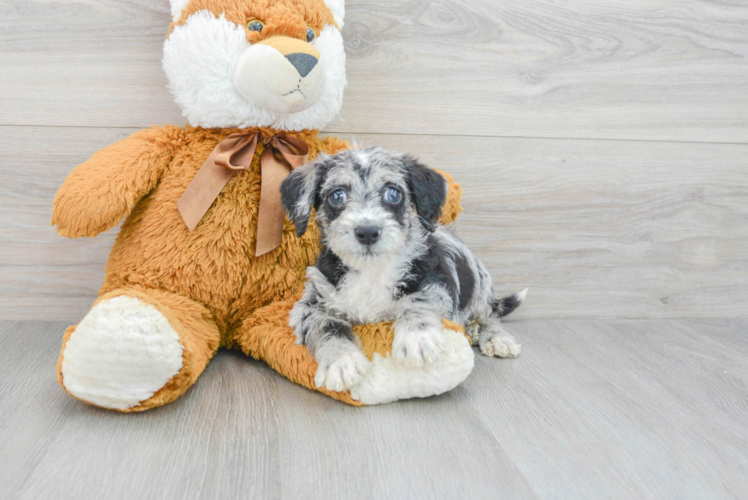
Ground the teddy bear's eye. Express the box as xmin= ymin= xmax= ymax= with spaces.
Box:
xmin=306 ymin=27 xmax=317 ymax=43
xmin=248 ymin=20 xmax=264 ymax=32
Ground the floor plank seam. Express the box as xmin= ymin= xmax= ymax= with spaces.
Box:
xmin=2 ymin=123 xmax=747 ymax=147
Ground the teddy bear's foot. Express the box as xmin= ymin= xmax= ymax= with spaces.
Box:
xmin=350 ymin=326 xmax=474 ymax=405
xmin=60 ymin=296 xmax=182 ymax=410
xmin=238 ymin=299 xmax=475 ymax=406
xmin=59 ymin=288 xmax=220 ymax=411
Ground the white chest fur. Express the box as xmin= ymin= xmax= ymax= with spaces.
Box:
xmin=329 ymin=264 xmax=402 ymax=324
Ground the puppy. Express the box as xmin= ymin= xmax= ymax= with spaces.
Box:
xmin=281 ymin=147 xmax=526 ymax=392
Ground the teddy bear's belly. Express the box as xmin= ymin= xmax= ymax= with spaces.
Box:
xmin=102 ymin=170 xmax=319 ymax=320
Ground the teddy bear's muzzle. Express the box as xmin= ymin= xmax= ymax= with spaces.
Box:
xmin=232 ymin=36 xmax=326 ymax=115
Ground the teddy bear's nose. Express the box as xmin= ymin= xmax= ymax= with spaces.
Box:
xmin=285 ymin=53 xmax=318 ymax=78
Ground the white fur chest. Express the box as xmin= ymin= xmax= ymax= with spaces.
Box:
xmin=329 ymin=266 xmax=401 ymax=324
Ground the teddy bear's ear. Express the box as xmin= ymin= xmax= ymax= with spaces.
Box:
xmin=323 ymin=0 xmax=345 ymax=28
xmin=169 ymin=0 xmax=191 ymax=23
xmin=281 ymin=157 xmax=329 ymax=238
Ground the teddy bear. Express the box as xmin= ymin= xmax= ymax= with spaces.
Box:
xmin=51 ymin=0 xmax=473 ymax=412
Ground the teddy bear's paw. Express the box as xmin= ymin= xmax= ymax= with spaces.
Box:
xmin=349 ymin=327 xmax=475 ymax=405
xmin=61 ymin=296 xmax=184 ymax=410
xmin=313 ymin=339 xmax=370 ymax=392
xmin=481 ymin=333 xmax=521 ymax=358
xmin=393 ymin=326 xmax=448 ymax=368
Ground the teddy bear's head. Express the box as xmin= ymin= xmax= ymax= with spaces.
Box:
xmin=164 ymin=0 xmax=346 ymax=131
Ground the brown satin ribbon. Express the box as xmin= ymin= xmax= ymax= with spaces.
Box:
xmin=176 ymin=132 xmax=309 ymax=256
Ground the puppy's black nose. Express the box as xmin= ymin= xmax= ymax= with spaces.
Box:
xmin=285 ymin=53 xmax=318 ymax=78
xmin=355 ymin=226 xmax=381 ymax=245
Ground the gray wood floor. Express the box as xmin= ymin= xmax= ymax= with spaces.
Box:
xmin=1 ymin=319 xmax=747 ymax=500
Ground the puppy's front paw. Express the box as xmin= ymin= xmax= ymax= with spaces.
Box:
xmin=393 ymin=326 xmax=448 ymax=367
xmin=314 ymin=349 xmax=370 ymax=392
xmin=481 ymin=334 xmax=521 ymax=358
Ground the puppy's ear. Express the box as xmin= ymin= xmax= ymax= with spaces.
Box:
xmin=281 ymin=156 xmax=327 ymax=237
xmin=402 ymin=156 xmax=447 ymax=232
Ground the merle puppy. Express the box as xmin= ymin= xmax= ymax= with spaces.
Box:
xmin=281 ymin=147 xmax=526 ymax=392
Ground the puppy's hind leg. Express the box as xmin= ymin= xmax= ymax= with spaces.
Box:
xmin=478 ymin=316 xmax=521 ymax=358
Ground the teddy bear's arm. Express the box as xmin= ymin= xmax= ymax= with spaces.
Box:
xmin=318 ymin=137 xmax=463 ymax=225
xmin=52 ymin=127 xmax=178 ymax=238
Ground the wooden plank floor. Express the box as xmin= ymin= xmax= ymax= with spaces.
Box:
xmin=1 ymin=319 xmax=747 ymax=499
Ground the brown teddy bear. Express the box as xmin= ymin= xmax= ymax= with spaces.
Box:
xmin=52 ymin=0 xmax=471 ymax=412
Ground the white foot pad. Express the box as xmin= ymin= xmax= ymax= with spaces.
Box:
xmin=350 ymin=328 xmax=474 ymax=405
xmin=61 ymin=296 xmax=184 ymax=410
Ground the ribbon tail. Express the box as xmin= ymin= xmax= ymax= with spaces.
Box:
xmin=177 ymin=162 xmax=236 ymax=232
xmin=255 ymin=148 xmax=294 ymax=256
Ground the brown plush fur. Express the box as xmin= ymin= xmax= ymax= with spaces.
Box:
xmin=53 ymin=126 xmax=462 ymax=410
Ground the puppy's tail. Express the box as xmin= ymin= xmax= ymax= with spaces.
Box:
xmin=492 ymin=288 xmax=529 ymax=318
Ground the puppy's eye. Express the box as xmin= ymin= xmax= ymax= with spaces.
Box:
xmin=248 ymin=20 xmax=264 ymax=32
xmin=328 ymin=189 xmax=347 ymax=207
xmin=383 ymin=187 xmax=403 ymax=204
xmin=306 ymin=27 xmax=317 ymax=43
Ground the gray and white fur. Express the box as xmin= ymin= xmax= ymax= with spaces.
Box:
xmin=281 ymin=146 xmax=526 ymax=392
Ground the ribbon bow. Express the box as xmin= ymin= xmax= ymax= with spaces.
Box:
xmin=176 ymin=132 xmax=309 ymax=256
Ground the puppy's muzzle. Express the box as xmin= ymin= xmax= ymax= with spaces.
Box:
xmin=355 ymin=225 xmax=381 ymax=246
xmin=232 ymin=36 xmax=325 ymax=114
